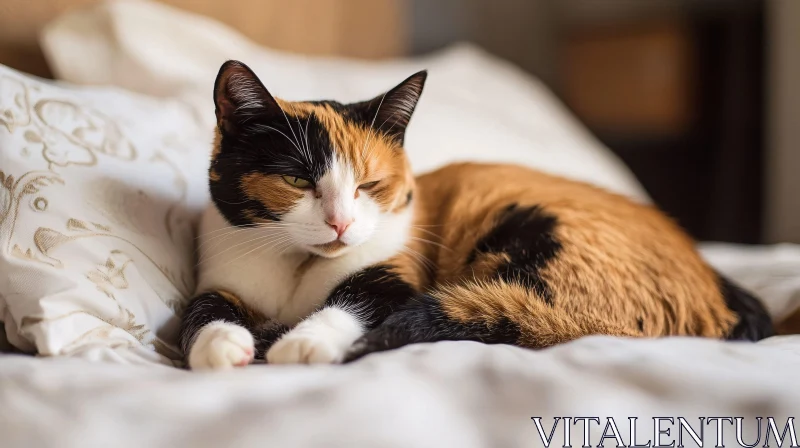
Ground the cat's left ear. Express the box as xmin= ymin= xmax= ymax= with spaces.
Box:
xmin=354 ymin=70 xmax=427 ymax=144
xmin=214 ymin=60 xmax=283 ymax=135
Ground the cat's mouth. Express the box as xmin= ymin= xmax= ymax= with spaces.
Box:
xmin=312 ymin=240 xmax=348 ymax=253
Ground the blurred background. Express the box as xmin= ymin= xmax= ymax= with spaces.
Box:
xmin=0 ymin=0 xmax=797 ymax=244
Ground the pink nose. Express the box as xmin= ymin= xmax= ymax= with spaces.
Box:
xmin=326 ymin=218 xmax=353 ymax=238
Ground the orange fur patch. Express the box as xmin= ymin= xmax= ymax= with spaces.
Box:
xmin=435 ymin=281 xmax=641 ymax=348
xmin=408 ymin=163 xmax=737 ymax=341
xmin=277 ymin=100 xmax=414 ymax=213
xmin=240 ymin=172 xmax=303 ymax=215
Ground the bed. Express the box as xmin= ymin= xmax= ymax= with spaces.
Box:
xmin=1 ymin=2 xmax=799 ymax=447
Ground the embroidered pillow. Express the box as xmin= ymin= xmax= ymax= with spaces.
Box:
xmin=0 ymin=65 xmax=209 ymax=364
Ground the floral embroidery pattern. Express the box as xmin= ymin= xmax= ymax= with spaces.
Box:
xmin=0 ymin=68 xmax=203 ymax=361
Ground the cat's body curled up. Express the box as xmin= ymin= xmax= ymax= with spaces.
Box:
xmin=180 ymin=60 xmax=773 ymax=369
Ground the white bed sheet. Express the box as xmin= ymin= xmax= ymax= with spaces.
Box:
xmin=1 ymin=243 xmax=799 ymax=448
xmin=2 ymin=337 xmax=799 ymax=448
xmin=9 ymin=4 xmax=797 ymax=446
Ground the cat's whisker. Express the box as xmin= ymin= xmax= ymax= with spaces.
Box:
xmin=196 ymin=222 xmax=325 ymax=256
xmin=221 ymin=233 xmax=296 ymax=265
xmin=213 ymin=198 xmax=251 ymax=206
xmin=410 ymin=226 xmax=444 ymax=240
xmin=275 ymin=238 xmax=298 ymax=256
xmin=402 ymin=251 xmax=435 ymax=275
xmin=194 ymin=223 xmax=263 ymax=240
xmin=214 ymin=234 xmax=294 ymax=271
xmin=197 ymin=232 xmax=288 ymax=266
xmin=197 ymin=235 xmax=278 ymax=266
xmin=276 ymin=104 xmax=310 ymax=164
xmin=304 ymin=115 xmax=312 ymax=162
xmin=195 ymin=225 xmax=287 ymax=257
xmin=401 ymin=246 xmax=436 ymax=272
xmin=196 ymin=226 xmax=262 ymax=252
xmin=362 ymin=108 xmax=405 ymax=162
xmin=408 ymin=236 xmax=453 ymax=252
xmin=360 ymin=92 xmax=387 ymax=163
xmin=295 ymin=116 xmax=313 ymax=164
xmin=253 ymin=124 xmax=308 ymax=165
xmin=252 ymin=223 xmax=329 ymax=231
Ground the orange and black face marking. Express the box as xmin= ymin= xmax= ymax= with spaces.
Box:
xmin=209 ymin=60 xmax=424 ymax=226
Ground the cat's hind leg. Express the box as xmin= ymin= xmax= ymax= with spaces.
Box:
xmin=180 ymin=290 xmax=288 ymax=370
xmin=344 ymin=280 xmax=641 ymax=362
xmin=719 ymin=275 xmax=775 ymax=341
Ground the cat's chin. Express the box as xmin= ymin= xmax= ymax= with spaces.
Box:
xmin=307 ymin=240 xmax=352 ymax=258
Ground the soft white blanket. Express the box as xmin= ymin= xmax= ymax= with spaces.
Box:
xmin=1 ymin=243 xmax=799 ymax=448
xmin=2 ymin=336 xmax=800 ymax=448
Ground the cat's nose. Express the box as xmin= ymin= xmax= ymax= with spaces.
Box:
xmin=326 ymin=218 xmax=353 ymax=238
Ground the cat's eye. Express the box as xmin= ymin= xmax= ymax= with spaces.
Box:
xmin=282 ymin=175 xmax=313 ymax=189
xmin=358 ymin=180 xmax=380 ymax=190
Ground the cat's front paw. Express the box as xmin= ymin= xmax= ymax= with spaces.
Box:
xmin=187 ymin=322 xmax=255 ymax=370
xmin=266 ymin=332 xmax=347 ymax=364
xmin=266 ymin=308 xmax=363 ymax=364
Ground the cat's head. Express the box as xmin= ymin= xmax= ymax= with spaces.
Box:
xmin=210 ymin=61 xmax=426 ymax=258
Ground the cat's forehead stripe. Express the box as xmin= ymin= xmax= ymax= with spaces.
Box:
xmin=275 ymin=99 xmax=401 ymax=182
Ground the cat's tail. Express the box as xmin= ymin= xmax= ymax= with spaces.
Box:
xmin=344 ymin=280 xmax=640 ymax=362
xmin=719 ymin=275 xmax=775 ymax=341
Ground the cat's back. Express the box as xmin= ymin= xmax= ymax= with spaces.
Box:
xmin=415 ymin=163 xmax=738 ymax=337
xmin=417 ymin=162 xmax=648 ymax=215
xmin=416 ymin=162 xmax=684 ymax=246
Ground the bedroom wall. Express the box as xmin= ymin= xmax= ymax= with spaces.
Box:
xmin=0 ymin=0 xmax=406 ymax=78
xmin=765 ymin=0 xmax=800 ymax=243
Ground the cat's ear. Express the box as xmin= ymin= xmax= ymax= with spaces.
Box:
xmin=214 ymin=60 xmax=282 ymax=134
xmin=356 ymin=70 xmax=427 ymax=144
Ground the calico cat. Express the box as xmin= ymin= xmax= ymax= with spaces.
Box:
xmin=180 ymin=60 xmax=774 ymax=369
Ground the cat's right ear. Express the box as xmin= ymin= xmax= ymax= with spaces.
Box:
xmin=214 ymin=60 xmax=283 ymax=135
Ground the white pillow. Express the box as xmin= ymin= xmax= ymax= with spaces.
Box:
xmin=40 ymin=0 xmax=650 ymax=203
xmin=0 ymin=65 xmax=209 ymax=364
xmin=699 ymin=243 xmax=800 ymax=322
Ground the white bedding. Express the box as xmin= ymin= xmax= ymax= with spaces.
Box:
xmin=1 ymin=243 xmax=799 ymax=448
xmin=1 ymin=3 xmax=795 ymax=447
xmin=2 ymin=336 xmax=800 ymax=448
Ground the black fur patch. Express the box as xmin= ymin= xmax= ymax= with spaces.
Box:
xmin=179 ymin=292 xmax=246 ymax=356
xmin=338 ymin=71 xmax=427 ymax=145
xmin=468 ymin=204 xmax=562 ymax=304
xmin=344 ymin=293 xmax=521 ymax=363
xmin=212 ymin=112 xmax=335 ymax=226
xmin=252 ymin=319 xmax=290 ymax=359
xmin=179 ymin=291 xmax=288 ymax=360
xmin=325 ymin=265 xmax=417 ymax=328
xmin=719 ymin=276 xmax=775 ymax=341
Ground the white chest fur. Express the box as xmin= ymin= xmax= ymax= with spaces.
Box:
xmin=195 ymin=206 xmax=411 ymax=326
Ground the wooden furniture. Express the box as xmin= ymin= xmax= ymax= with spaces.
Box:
xmin=559 ymin=3 xmax=766 ymax=243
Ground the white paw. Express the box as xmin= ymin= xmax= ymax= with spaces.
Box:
xmin=187 ymin=322 xmax=255 ymax=370
xmin=266 ymin=332 xmax=348 ymax=364
xmin=266 ymin=307 xmax=363 ymax=365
